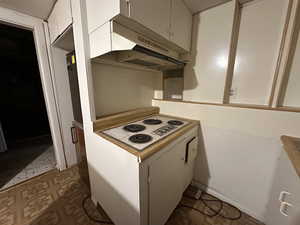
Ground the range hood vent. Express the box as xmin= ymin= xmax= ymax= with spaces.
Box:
xmin=126 ymin=59 xmax=160 ymax=67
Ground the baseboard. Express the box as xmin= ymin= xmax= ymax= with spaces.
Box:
xmin=191 ymin=180 xmax=265 ymax=223
xmin=91 ymin=195 xmax=97 ymax=206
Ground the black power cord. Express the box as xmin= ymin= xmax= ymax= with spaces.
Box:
xmin=179 ymin=190 xmax=242 ymax=221
xmin=82 ymin=195 xmax=114 ymax=224
xmin=82 ymin=191 xmax=241 ymax=224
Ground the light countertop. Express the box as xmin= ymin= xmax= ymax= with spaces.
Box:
xmin=93 ymin=107 xmax=199 ymax=162
xmin=281 ymin=135 xmax=300 ymax=178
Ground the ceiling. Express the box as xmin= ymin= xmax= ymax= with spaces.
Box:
xmin=183 ymin=0 xmax=231 ymax=14
xmin=0 ymin=0 xmax=239 ymax=21
xmin=0 ymin=0 xmax=56 ymax=20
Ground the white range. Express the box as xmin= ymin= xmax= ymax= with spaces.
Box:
xmin=103 ymin=115 xmax=189 ymax=150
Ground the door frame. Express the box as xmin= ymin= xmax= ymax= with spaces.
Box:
xmin=0 ymin=6 xmax=67 ymax=170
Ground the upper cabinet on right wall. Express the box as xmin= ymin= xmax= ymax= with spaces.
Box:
xmin=86 ymin=0 xmax=193 ymax=52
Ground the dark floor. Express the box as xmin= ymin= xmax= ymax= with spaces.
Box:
xmin=0 ymin=135 xmax=56 ymax=190
xmin=0 ymin=166 xmax=263 ymax=225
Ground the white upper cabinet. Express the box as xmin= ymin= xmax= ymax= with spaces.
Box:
xmin=170 ymin=0 xmax=192 ymax=51
xmin=86 ymin=0 xmax=122 ymax=33
xmin=127 ymin=0 xmax=171 ymax=40
xmin=86 ymin=0 xmax=192 ymax=52
xmin=48 ymin=0 xmax=72 ymax=43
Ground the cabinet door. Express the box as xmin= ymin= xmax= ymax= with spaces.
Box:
xmin=48 ymin=6 xmax=59 ymax=43
xmin=128 ymin=0 xmax=171 ymax=40
xmin=48 ymin=0 xmax=72 ymax=43
xmin=149 ymin=142 xmax=185 ymax=225
xmin=170 ymin=0 xmax=192 ymax=51
xmin=265 ymin=151 xmax=300 ymax=225
xmin=55 ymin=0 xmax=72 ymax=37
xmin=183 ymin=137 xmax=198 ymax=190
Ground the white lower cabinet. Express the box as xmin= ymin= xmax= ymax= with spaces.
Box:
xmin=145 ymin=127 xmax=198 ymax=225
xmin=149 ymin=140 xmax=185 ymax=225
xmin=265 ymin=150 xmax=300 ymax=225
xmin=90 ymin=126 xmax=198 ymax=225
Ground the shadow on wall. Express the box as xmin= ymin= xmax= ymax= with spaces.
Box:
xmin=183 ymin=14 xmax=200 ymax=92
xmin=193 ymin=123 xmax=211 ymax=189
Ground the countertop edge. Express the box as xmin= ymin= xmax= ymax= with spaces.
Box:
xmin=281 ymin=135 xmax=300 ymax=178
xmin=96 ymin=119 xmax=199 ymax=162
xmin=93 ymin=107 xmax=160 ymax=131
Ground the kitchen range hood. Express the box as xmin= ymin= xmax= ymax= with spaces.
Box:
xmin=90 ymin=21 xmax=187 ymax=71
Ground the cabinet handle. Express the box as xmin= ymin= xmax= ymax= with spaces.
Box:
xmin=279 ymin=191 xmax=291 ymax=202
xmin=280 ymin=202 xmax=293 ymax=217
xmin=126 ymin=0 xmax=131 ymax=17
xmin=71 ymin=126 xmax=78 ymax=144
xmin=185 ymin=137 xmax=196 ymax=163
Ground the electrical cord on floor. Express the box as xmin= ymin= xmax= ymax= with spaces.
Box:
xmin=82 ymin=195 xmax=114 ymax=224
xmin=178 ymin=190 xmax=242 ymax=221
xmin=82 ymin=191 xmax=241 ymax=224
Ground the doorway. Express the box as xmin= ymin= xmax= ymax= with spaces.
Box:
xmin=0 ymin=23 xmax=56 ymax=190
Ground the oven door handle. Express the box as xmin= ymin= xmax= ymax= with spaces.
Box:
xmin=71 ymin=126 xmax=78 ymax=144
xmin=185 ymin=137 xmax=196 ymax=163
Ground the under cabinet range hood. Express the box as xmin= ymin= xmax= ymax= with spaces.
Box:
xmin=90 ymin=21 xmax=188 ymax=71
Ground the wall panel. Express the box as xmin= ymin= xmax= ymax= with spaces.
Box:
xmin=183 ymin=1 xmax=235 ymax=103
xmin=230 ymin=0 xmax=288 ymax=105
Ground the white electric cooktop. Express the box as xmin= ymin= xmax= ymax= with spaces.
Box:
xmin=102 ymin=115 xmax=189 ymax=151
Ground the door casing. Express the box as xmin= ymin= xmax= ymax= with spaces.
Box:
xmin=0 ymin=6 xmax=67 ymax=170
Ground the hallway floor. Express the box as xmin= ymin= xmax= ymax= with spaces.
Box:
xmin=0 ymin=136 xmax=56 ymax=190
xmin=0 ymin=166 xmax=263 ymax=225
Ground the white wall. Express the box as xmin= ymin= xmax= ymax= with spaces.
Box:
xmin=92 ymin=63 xmax=162 ymax=117
xmin=153 ymin=99 xmax=300 ymax=221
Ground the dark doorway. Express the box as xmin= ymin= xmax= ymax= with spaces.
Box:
xmin=0 ymin=23 xmax=56 ymax=190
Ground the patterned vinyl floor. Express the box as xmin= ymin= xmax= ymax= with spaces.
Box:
xmin=0 ymin=166 xmax=263 ymax=225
